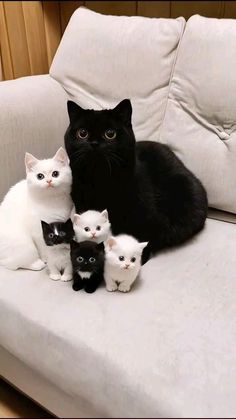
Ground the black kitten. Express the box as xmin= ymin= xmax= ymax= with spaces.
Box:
xmin=65 ymin=99 xmax=208 ymax=264
xmin=41 ymin=219 xmax=74 ymax=246
xmin=70 ymin=240 xmax=104 ymax=293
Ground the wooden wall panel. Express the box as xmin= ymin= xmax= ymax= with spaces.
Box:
xmin=137 ymin=1 xmax=170 ymax=18
xmin=85 ymin=1 xmax=136 ymax=16
xmin=60 ymin=1 xmax=83 ymax=32
xmin=224 ymin=1 xmax=236 ymax=18
xmin=42 ymin=1 xmax=62 ymax=66
xmin=170 ymin=1 xmax=222 ymax=19
xmin=0 ymin=1 xmax=13 ymax=79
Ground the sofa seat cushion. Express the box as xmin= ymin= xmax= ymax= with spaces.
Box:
xmin=50 ymin=7 xmax=185 ymax=142
xmin=160 ymin=15 xmax=236 ymax=214
xmin=0 ymin=218 xmax=236 ymax=418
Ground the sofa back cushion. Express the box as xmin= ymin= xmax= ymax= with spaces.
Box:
xmin=50 ymin=7 xmax=185 ymax=142
xmin=160 ymin=15 xmax=236 ymax=214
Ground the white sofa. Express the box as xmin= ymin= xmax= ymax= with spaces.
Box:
xmin=1 ymin=8 xmax=236 ymax=418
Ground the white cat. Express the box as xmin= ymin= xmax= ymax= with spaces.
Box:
xmin=0 ymin=147 xmax=73 ymax=271
xmin=104 ymin=234 xmax=148 ymax=293
xmin=73 ymin=209 xmax=111 ymax=244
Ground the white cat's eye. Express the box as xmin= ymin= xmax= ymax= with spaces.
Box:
xmin=84 ymin=227 xmax=90 ymax=232
xmin=77 ymin=256 xmax=84 ymax=263
xmin=131 ymin=257 xmax=136 ymax=263
xmin=48 ymin=233 xmax=54 ymax=239
xmin=77 ymin=128 xmax=89 ymax=140
xmin=96 ymin=226 xmax=101 ymax=231
xmin=89 ymin=257 xmax=96 ymax=263
xmin=119 ymin=256 xmax=125 ymax=261
xmin=104 ymin=129 xmax=116 ymax=140
xmin=52 ymin=171 xmax=59 ymax=178
xmin=59 ymin=231 xmax=66 ymax=237
xmin=37 ymin=173 xmax=44 ymax=180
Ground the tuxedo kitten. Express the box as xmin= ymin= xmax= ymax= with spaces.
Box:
xmin=73 ymin=209 xmax=111 ymax=244
xmin=104 ymin=235 xmax=148 ymax=293
xmin=41 ymin=219 xmax=74 ymax=281
xmin=70 ymin=240 xmax=104 ymax=293
xmin=0 ymin=148 xmax=72 ymax=271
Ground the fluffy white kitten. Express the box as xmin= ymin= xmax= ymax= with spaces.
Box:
xmin=73 ymin=209 xmax=111 ymax=244
xmin=0 ymin=148 xmax=73 ymax=271
xmin=104 ymin=234 xmax=148 ymax=293
xmin=46 ymin=244 xmax=72 ymax=282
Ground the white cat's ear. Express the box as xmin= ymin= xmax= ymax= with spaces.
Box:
xmin=139 ymin=242 xmax=148 ymax=252
xmin=101 ymin=209 xmax=108 ymax=221
xmin=74 ymin=214 xmax=81 ymax=225
xmin=25 ymin=152 xmax=38 ymax=172
xmin=105 ymin=236 xmax=117 ymax=250
xmin=53 ymin=147 xmax=69 ymax=166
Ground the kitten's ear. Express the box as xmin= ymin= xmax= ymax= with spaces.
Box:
xmin=25 ymin=152 xmax=38 ymax=172
xmin=96 ymin=242 xmax=105 ymax=252
xmin=139 ymin=242 xmax=148 ymax=252
xmin=41 ymin=220 xmax=50 ymax=234
xmin=65 ymin=218 xmax=73 ymax=229
xmin=74 ymin=214 xmax=81 ymax=225
xmin=113 ymin=99 xmax=132 ymax=125
xmin=101 ymin=209 xmax=108 ymax=221
xmin=67 ymin=100 xmax=85 ymax=123
xmin=105 ymin=236 xmax=117 ymax=250
xmin=53 ymin=147 xmax=69 ymax=166
xmin=70 ymin=239 xmax=79 ymax=251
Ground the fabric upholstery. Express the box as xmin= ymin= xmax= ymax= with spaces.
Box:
xmin=0 ymin=75 xmax=68 ymax=201
xmin=50 ymin=7 xmax=185 ymax=142
xmin=1 ymin=218 xmax=236 ymax=418
xmin=160 ymin=15 xmax=236 ymax=214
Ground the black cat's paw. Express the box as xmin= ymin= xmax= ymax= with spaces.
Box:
xmin=72 ymin=282 xmax=84 ymax=291
xmin=84 ymin=284 xmax=98 ymax=293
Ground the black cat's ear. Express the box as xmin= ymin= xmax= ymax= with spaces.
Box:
xmin=65 ymin=218 xmax=73 ymax=229
xmin=96 ymin=242 xmax=105 ymax=252
xmin=65 ymin=218 xmax=75 ymax=237
xmin=67 ymin=101 xmax=85 ymax=123
xmin=113 ymin=99 xmax=132 ymax=125
xmin=41 ymin=220 xmax=49 ymax=233
xmin=70 ymin=239 xmax=79 ymax=251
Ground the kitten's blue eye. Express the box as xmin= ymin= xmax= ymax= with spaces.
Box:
xmin=48 ymin=233 xmax=54 ymax=239
xmin=96 ymin=226 xmax=101 ymax=231
xmin=77 ymin=256 xmax=83 ymax=263
xmin=59 ymin=231 xmax=66 ymax=237
xmin=104 ymin=129 xmax=116 ymax=140
xmin=89 ymin=257 xmax=96 ymax=263
xmin=52 ymin=171 xmax=59 ymax=178
xmin=131 ymin=257 xmax=136 ymax=263
xmin=119 ymin=256 xmax=125 ymax=261
xmin=77 ymin=128 xmax=89 ymax=140
xmin=37 ymin=173 xmax=44 ymax=180
xmin=84 ymin=227 xmax=90 ymax=232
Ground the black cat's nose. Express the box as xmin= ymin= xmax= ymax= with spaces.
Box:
xmin=90 ymin=141 xmax=99 ymax=148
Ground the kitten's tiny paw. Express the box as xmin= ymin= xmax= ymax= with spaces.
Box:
xmin=50 ymin=273 xmax=61 ymax=281
xmin=73 ymin=283 xmax=83 ymax=291
xmin=29 ymin=259 xmax=46 ymax=271
xmin=61 ymin=275 xmax=72 ymax=282
xmin=118 ymin=282 xmax=131 ymax=293
xmin=106 ymin=283 xmax=118 ymax=292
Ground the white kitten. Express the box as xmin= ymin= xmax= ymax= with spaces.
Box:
xmin=0 ymin=148 xmax=73 ymax=271
xmin=73 ymin=209 xmax=111 ymax=244
xmin=104 ymin=234 xmax=148 ymax=293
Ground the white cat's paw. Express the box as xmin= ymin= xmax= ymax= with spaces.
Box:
xmin=118 ymin=282 xmax=131 ymax=293
xmin=106 ymin=282 xmax=118 ymax=292
xmin=49 ymin=273 xmax=61 ymax=281
xmin=29 ymin=259 xmax=46 ymax=271
xmin=61 ymin=275 xmax=72 ymax=282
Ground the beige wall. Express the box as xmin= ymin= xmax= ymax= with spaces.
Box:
xmin=1 ymin=1 xmax=236 ymax=81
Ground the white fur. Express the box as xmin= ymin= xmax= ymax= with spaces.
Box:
xmin=46 ymin=244 xmax=72 ymax=282
xmin=0 ymin=148 xmax=73 ymax=270
xmin=104 ymin=235 xmax=148 ymax=292
xmin=78 ymin=271 xmax=92 ymax=279
xmin=73 ymin=209 xmax=111 ymax=244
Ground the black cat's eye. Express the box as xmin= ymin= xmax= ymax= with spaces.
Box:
xmin=119 ymin=256 xmax=125 ymax=261
xmin=131 ymin=257 xmax=136 ymax=263
xmin=89 ymin=257 xmax=96 ymax=263
xmin=77 ymin=256 xmax=84 ymax=263
xmin=96 ymin=226 xmax=101 ymax=231
xmin=52 ymin=171 xmax=59 ymax=178
xmin=48 ymin=233 xmax=54 ymax=239
xmin=84 ymin=227 xmax=90 ymax=232
xmin=59 ymin=231 xmax=66 ymax=237
xmin=104 ymin=129 xmax=116 ymax=140
xmin=77 ymin=128 xmax=89 ymax=140
xmin=37 ymin=173 xmax=44 ymax=180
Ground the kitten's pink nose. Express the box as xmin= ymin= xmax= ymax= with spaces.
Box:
xmin=47 ymin=180 xmax=52 ymax=184
xmin=91 ymin=232 xmax=96 ymax=238
xmin=125 ymin=264 xmax=130 ymax=269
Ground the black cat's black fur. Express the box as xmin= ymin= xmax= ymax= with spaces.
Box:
xmin=70 ymin=240 xmax=104 ymax=293
xmin=65 ymin=99 xmax=208 ymax=264
xmin=41 ymin=219 xmax=74 ymax=246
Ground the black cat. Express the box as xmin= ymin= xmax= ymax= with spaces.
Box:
xmin=65 ymin=99 xmax=208 ymax=264
xmin=41 ymin=219 xmax=74 ymax=246
xmin=70 ymin=240 xmax=104 ymax=293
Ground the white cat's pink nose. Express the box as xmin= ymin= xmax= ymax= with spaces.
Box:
xmin=47 ymin=180 xmax=52 ymax=184
xmin=125 ymin=264 xmax=130 ymax=269
xmin=91 ymin=232 xmax=96 ymax=238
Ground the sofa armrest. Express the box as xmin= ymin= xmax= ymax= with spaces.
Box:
xmin=0 ymin=74 xmax=68 ymax=200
